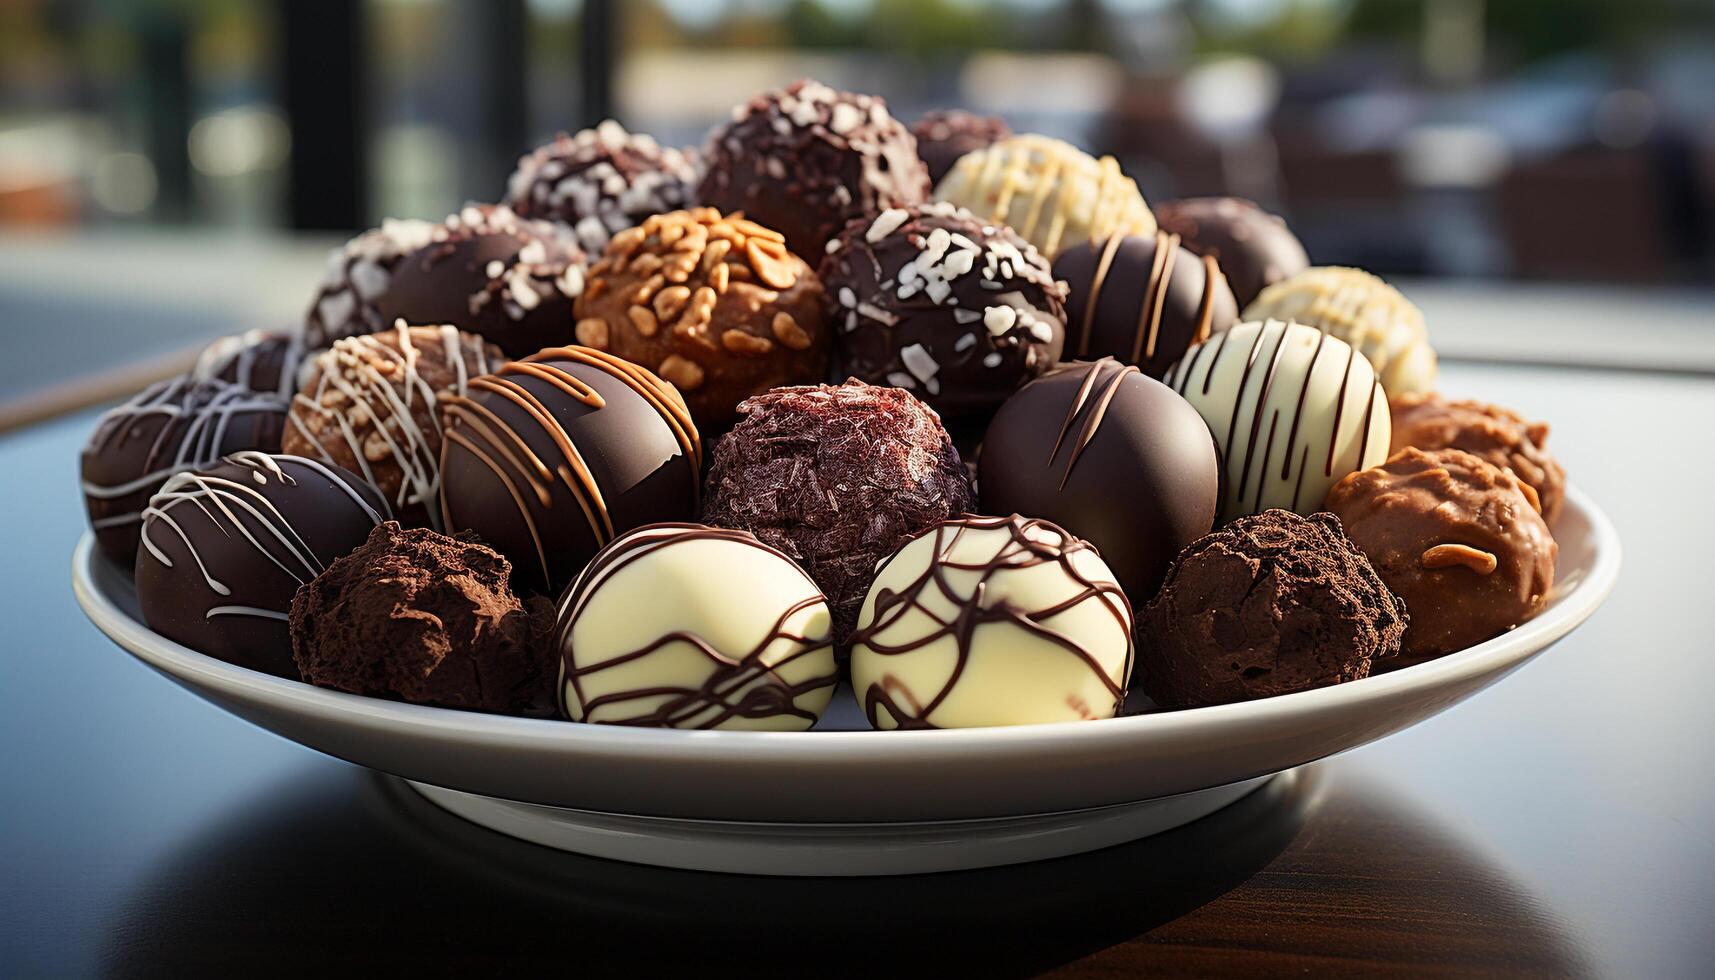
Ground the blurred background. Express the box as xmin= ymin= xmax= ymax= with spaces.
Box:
xmin=2 ymin=0 xmax=1712 ymax=422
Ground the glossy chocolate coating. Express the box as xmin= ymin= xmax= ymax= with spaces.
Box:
xmin=1155 ymin=197 xmax=1309 ymax=308
xmin=911 ymin=110 xmax=1011 ymax=186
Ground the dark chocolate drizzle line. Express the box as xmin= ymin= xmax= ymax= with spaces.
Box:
xmin=1046 ymin=358 xmax=1138 ymax=490
xmin=848 ymin=515 xmax=1133 ymax=730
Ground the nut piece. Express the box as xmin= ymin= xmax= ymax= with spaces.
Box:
xmin=658 ymin=354 xmax=705 ymax=391
xmin=575 ymin=317 xmax=610 ymax=349
xmin=722 ymin=330 xmax=776 ymax=356
xmin=772 ymin=312 xmax=812 ymax=350
xmin=653 ymin=285 xmax=691 ymax=321
xmin=746 ymin=238 xmax=798 ymax=289
xmin=627 ymin=305 xmax=659 ymax=337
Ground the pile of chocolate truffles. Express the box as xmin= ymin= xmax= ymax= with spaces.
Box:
xmin=81 ymin=79 xmax=1567 ymax=732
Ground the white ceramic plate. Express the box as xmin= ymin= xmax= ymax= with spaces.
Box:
xmin=73 ymin=487 xmax=1619 ymax=875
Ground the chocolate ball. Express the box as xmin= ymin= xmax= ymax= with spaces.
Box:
xmin=439 ymin=346 xmax=703 ymax=596
xmin=505 ymin=120 xmax=699 ymax=254
xmin=821 ymin=203 xmax=1066 ymax=419
xmin=283 ymin=324 xmax=504 ymax=528
xmin=1327 ymin=448 xmax=1556 ymax=664
xmin=81 ymin=377 xmax=288 ymax=566
xmin=1389 ymin=392 xmax=1566 ymax=525
xmin=703 ymin=380 xmax=975 ymax=647
xmin=303 ymin=219 xmax=438 ymax=349
xmin=1053 ymin=230 xmax=1238 ymax=379
xmin=376 ymin=204 xmax=588 ymax=359
xmin=136 ymin=453 xmax=387 ymax=678
xmin=911 ymin=109 xmax=1011 ymax=186
xmin=697 ymin=79 xmax=930 ymax=259
xmin=573 ymin=208 xmax=830 ymax=429
xmin=191 ymin=329 xmax=308 ymax=399
xmin=1243 ymin=266 xmax=1437 ymax=395
xmin=1155 ymin=197 xmax=1309 ymax=308
xmin=978 ymin=359 xmax=1219 ymax=604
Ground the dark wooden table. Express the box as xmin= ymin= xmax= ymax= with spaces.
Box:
xmin=3 ymin=361 xmax=1709 ymax=978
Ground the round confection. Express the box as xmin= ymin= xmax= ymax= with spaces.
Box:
xmin=911 ymin=109 xmax=1011 ymax=186
xmin=572 ymin=208 xmax=830 ymax=428
xmin=1326 ymin=447 xmax=1557 ymax=664
xmin=979 ymin=359 xmax=1219 ymax=603
xmin=934 ymin=134 xmax=1155 ymax=259
xmin=850 ymin=515 xmax=1133 ymax=729
xmin=696 ymin=79 xmax=930 ymax=259
xmin=703 ymin=380 xmax=975 ymax=647
xmin=820 ymin=203 xmax=1066 ymax=418
xmin=1242 ymin=266 xmax=1436 ymax=395
xmin=1053 ymin=229 xmax=1238 ymax=379
xmin=438 ymin=346 xmax=702 ymax=597
xmin=504 ymin=119 xmax=699 ymax=254
xmin=81 ymin=377 xmax=288 ymax=566
xmin=283 ymin=324 xmax=503 ymax=528
xmin=192 ymin=328 xmax=308 ymax=398
xmin=135 ymin=453 xmax=387 ymax=678
xmin=1389 ymin=392 xmax=1566 ymax=526
xmin=376 ymin=204 xmax=588 ymax=359
xmin=303 ymin=219 xmax=438 ymax=349
xmin=1136 ymin=510 xmax=1407 ymax=709
xmin=557 ymin=524 xmax=838 ymax=730
xmin=290 ymin=522 xmax=557 ymax=716
xmin=1165 ymin=319 xmax=1391 ymax=525
xmin=1155 ymin=197 xmax=1309 ymax=308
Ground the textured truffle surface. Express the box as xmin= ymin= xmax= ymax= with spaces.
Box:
xmin=289 ymin=522 xmax=555 ymax=716
xmin=505 ymin=120 xmax=699 ymax=254
xmin=192 ymin=329 xmax=308 ymax=399
xmin=1389 ymin=392 xmax=1566 ymax=525
xmin=1137 ymin=510 xmax=1407 ymax=709
xmin=303 ymin=219 xmax=438 ymax=349
xmin=1155 ymin=197 xmax=1309 ymax=308
xmin=911 ymin=110 xmax=1011 ymax=185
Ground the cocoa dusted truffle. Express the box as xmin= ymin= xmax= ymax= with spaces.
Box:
xmin=1137 ymin=510 xmax=1407 ymax=709
xmin=703 ymin=380 xmax=975 ymax=645
xmin=1327 ymin=448 xmax=1556 ymax=663
xmin=303 ymin=219 xmax=438 ymax=349
xmin=505 ymin=120 xmax=699 ymax=254
xmin=573 ymin=208 xmax=830 ymax=428
xmin=1389 ymin=392 xmax=1566 ymax=525
xmin=1155 ymin=197 xmax=1309 ymax=309
xmin=376 ymin=204 xmax=587 ymax=358
xmin=697 ymin=79 xmax=930 ymax=259
xmin=911 ymin=109 xmax=1011 ymax=185
xmin=290 ymin=522 xmax=556 ymax=716
xmin=192 ymin=328 xmax=308 ymax=399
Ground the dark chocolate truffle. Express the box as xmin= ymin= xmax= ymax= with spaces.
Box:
xmin=135 ymin=453 xmax=387 ymax=678
xmin=289 ymin=521 xmax=556 ymax=716
xmin=303 ymin=219 xmax=438 ymax=349
xmin=1326 ymin=447 xmax=1556 ymax=664
xmin=820 ymin=203 xmax=1066 ymax=418
xmin=703 ymin=380 xmax=975 ymax=646
xmin=376 ymin=204 xmax=587 ymax=359
xmin=1155 ymin=197 xmax=1308 ymax=308
xmin=1389 ymin=392 xmax=1566 ymax=525
xmin=192 ymin=328 xmax=308 ymax=398
xmin=1053 ymin=230 xmax=1238 ymax=379
xmin=573 ymin=208 xmax=830 ymax=428
xmin=1137 ymin=510 xmax=1407 ymax=709
xmin=978 ymin=359 xmax=1219 ymax=603
xmin=911 ymin=109 xmax=1011 ymax=186
xmin=438 ymin=346 xmax=702 ymax=596
xmin=81 ymin=377 xmax=288 ymax=566
xmin=505 ymin=120 xmax=699 ymax=254
xmin=697 ymin=79 xmax=930 ymax=259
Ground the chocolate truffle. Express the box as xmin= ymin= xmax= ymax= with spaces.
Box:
xmin=136 ymin=453 xmax=387 ymax=678
xmin=1165 ymin=320 xmax=1391 ymax=524
xmin=283 ymin=324 xmax=503 ymax=528
xmin=573 ymin=208 xmax=830 ymax=428
xmin=1389 ymin=392 xmax=1566 ymax=525
xmin=557 ymin=524 xmax=839 ymax=730
xmin=1155 ymin=197 xmax=1309 ymax=308
xmin=703 ymin=380 xmax=975 ymax=646
xmin=192 ymin=328 xmax=308 ymax=398
xmin=303 ymin=219 xmax=438 ymax=349
xmin=934 ymin=134 xmax=1155 ymax=259
xmin=81 ymin=377 xmax=288 ymax=566
xmin=289 ymin=522 xmax=556 ymax=716
xmin=1137 ymin=510 xmax=1407 ymax=709
xmin=979 ymin=359 xmax=1219 ymax=603
xmin=820 ymin=203 xmax=1066 ymax=418
xmin=1243 ymin=266 xmax=1437 ymax=395
xmin=697 ymin=79 xmax=930 ymax=259
xmin=851 ymin=515 xmax=1133 ymax=729
xmin=1053 ymin=230 xmax=1238 ymax=379
xmin=1326 ymin=448 xmax=1557 ymax=663
xmin=505 ymin=120 xmax=699 ymax=253
xmin=439 ymin=346 xmax=702 ymax=596
xmin=911 ymin=109 xmax=1011 ymax=186
xmin=376 ymin=204 xmax=587 ymax=359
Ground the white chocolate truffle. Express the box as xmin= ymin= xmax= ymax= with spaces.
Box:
xmin=1242 ymin=266 xmax=1436 ymax=394
xmin=933 ymin=134 xmax=1155 ymax=259
xmin=1165 ymin=319 xmax=1391 ymax=524
xmin=556 ymin=524 xmax=838 ymax=731
xmin=850 ymin=515 xmax=1133 ymax=730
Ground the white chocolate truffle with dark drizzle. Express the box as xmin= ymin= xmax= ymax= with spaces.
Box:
xmin=850 ymin=515 xmax=1133 ymax=730
xmin=1242 ymin=266 xmax=1436 ymax=395
xmin=557 ymin=523 xmax=839 ymax=730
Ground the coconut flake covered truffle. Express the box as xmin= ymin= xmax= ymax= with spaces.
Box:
xmin=505 ymin=120 xmax=699 ymax=254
